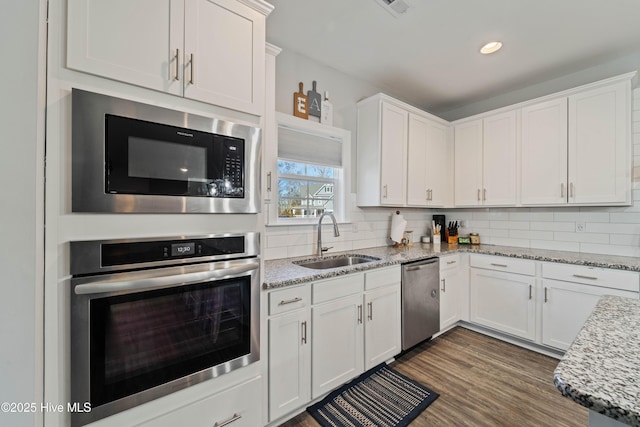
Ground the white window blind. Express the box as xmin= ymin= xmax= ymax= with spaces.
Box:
xmin=277 ymin=126 xmax=343 ymax=167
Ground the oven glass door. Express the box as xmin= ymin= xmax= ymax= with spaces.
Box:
xmin=106 ymin=114 xmax=245 ymax=198
xmin=89 ymin=275 xmax=250 ymax=407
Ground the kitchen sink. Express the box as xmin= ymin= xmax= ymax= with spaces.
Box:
xmin=294 ymin=254 xmax=380 ymax=269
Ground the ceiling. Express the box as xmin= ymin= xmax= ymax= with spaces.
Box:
xmin=266 ymin=0 xmax=640 ymax=118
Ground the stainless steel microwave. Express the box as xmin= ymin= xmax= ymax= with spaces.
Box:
xmin=71 ymin=89 xmax=261 ymax=213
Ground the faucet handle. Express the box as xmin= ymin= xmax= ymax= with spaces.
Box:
xmin=321 ymin=246 xmax=333 ymax=253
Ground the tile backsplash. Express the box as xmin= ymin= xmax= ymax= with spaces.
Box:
xmin=264 ymin=88 xmax=640 ymax=260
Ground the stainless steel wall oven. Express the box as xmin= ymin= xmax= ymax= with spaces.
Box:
xmin=71 ymin=89 xmax=261 ymax=213
xmin=68 ymin=233 xmax=260 ymax=426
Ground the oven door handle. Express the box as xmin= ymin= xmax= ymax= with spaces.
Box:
xmin=74 ymin=261 xmax=260 ymax=295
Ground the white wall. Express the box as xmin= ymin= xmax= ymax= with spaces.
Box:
xmin=265 ymin=49 xmax=640 ymax=260
xmin=0 ymin=2 xmax=46 ymax=427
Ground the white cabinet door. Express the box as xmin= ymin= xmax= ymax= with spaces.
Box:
xmin=407 ymin=114 xmax=430 ymax=206
xmin=67 ymin=0 xmax=184 ymax=96
xmin=568 ymin=82 xmax=630 ymax=204
xmin=184 ymin=0 xmax=265 ymax=115
xmin=311 ymin=294 xmax=364 ymax=398
xmin=454 ymin=119 xmax=483 ymax=206
xmin=470 ymin=268 xmax=536 ymax=341
xmin=541 ymin=279 xmax=637 ymax=351
xmin=521 ymin=98 xmax=568 ymax=205
xmin=440 ymin=266 xmax=461 ymax=330
xmin=364 ymin=285 xmax=401 ymax=370
xmin=380 ymin=102 xmax=408 ymax=205
xmin=268 ymin=309 xmax=311 ymax=421
xmin=426 ymin=120 xmax=451 ymax=207
xmin=482 ymin=111 xmax=517 ymax=206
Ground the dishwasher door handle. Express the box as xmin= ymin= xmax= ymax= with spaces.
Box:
xmin=405 ymin=259 xmax=438 ymax=271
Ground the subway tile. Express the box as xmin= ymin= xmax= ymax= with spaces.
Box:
xmin=586 ymin=222 xmax=640 ymax=234
xmin=471 ymin=228 xmax=510 ymax=238
xmin=580 ymin=243 xmax=640 ymax=258
xmin=510 ymin=229 xmax=554 ymax=240
xmin=287 ymin=244 xmax=315 ymax=258
xmin=530 ymin=240 xmax=580 ymax=252
xmin=467 ymin=220 xmax=490 ymax=229
xmin=489 ymin=237 xmax=530 ymax=248
xmin=267 ymin=233 xmax=311 ymax=248
xmin=264 ymin=246 xmax=288 ymax=260
xmin=610 ymin=234 xmax=640 ymax=246
xmin=530 ymin=221 xmax=575 ymax=232
xmin=553 ymin=232 xmax=610 ymax=244
xmin=489 ymin=220 xmax=530 ymax=230
xmin=610 ymin=212 xmax=640 ymax=224
xmin=508 ymin=211 xmax=554 ymax=222
xmin=472 ymin=211 xmax=510 ymax=221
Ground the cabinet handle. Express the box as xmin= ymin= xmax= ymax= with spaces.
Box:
xmin=490 ymin=263 xmax=508 ymax=268
xmin=267 ymin=172 xmax=272 ymax=192
xmin=301 ymin=321 xmax=307 ymax=344
xmin=357 ymin=304 xmax=363 ymax=324
xmin=429 ymin=189 xmax=433 ymax=201
xmin=214 ymin=413 xmax=242 ymax=427
xmin=573 ymin=274 xmax=598 ymax=281
xmin=446 ymin=260 xmax=457 ymax=265
xmin=383 ymin=185 xmax=388 ymax=198
xmin=172 ymin=48 xmax=180 ymax=81
xmin=570 ymin=182 xmax=574 ymax=198
xmin=441 ymin=278 xmax=446 ymax=292
xmin=279 ymin=297 xmax=302 ymax=305
xmin=483 ymin=188 xmax=487 ymax=201
xmin=544 ymin=287 xmax=548 ymax=303
xmin=477 ymin=189 xmax=481 ymax=201
xmin=528 ymin=284 xmax=532 ymax=300
xmin=367 ymin=302 xmax=373 ymax=320
xmin=560 ymin=183 xmax=565 ymax=198
xmin=188 ymin=53 xmax=195 ymax=84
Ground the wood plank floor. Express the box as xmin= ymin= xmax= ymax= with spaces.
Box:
xmin=279 ymin=327 xmax=587 ymax=426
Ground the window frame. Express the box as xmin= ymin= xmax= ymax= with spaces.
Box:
xmin=266 ymin=113 xmax=351 ymax=226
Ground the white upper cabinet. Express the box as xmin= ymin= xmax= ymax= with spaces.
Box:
xmin=67 ymin=0 xmax=271 ymax=115
xmin=67 ymin=0 xmax=185 ymax=96
xmin=357 ymin=93 xmax=452 ymax=207
xmin=454 ymin=119 xmax=483 ymax=206
xmin=521 ymin=98 xmax=568 ymax=205
xmin=482 ymin=111 xmax=517 ymax=206
xmin=356 ymin=96 xmax=408 ymax=206
xmin=568 ymin=81 xmax=630 ymax=205
xmin=407 ymin=114 xmax=452 ymax=207
xmin=520 ymin=79 xmax=631 ymax=206
xmin=454 ymin=111 xmax=517 ymax=207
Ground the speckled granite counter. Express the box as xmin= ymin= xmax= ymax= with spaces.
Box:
xmin=554 ymin=296 xmax=640 ymax=426
xmin=263 ymin=243 xmax=640 ymax=289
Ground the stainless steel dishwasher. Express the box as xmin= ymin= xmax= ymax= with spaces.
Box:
xmin=401 ymin=257 xmax=440 ymax=350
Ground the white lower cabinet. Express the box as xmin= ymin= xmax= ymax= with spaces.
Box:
xmin=541 ymin=263 xmax=640 ymax=351
xmin=439 ymin=255 xmax=462 ymax=330
xmin=139 ymin=376 xmax=261 ymax=427
xmin=470 ymin=268 xmax=536 ymax=341
xmin=266 ymin=266 xmax=401 ymax=422
xmin=312 ymin=293 xmax=364 ymax=398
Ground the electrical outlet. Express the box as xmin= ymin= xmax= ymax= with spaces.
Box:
xmin=576 ymin=222 xmax=586 ymax=232
xmin=458 ymin=220 xmax=466 ymax=228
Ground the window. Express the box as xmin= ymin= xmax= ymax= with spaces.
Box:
xmin=269 ymin=114 xmax=350 ymax=224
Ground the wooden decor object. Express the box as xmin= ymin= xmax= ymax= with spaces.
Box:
xmin=293 ymin=82 xmax=309 ymax=119
xmin=307 ymin=80 xmax=321 ymax=118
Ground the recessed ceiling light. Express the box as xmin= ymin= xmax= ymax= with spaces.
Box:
xmin=480 ymin=41 xmax=503 ymax=54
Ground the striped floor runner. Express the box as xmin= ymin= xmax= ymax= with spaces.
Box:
xmin=307 ymin=363 xmax=439 ymax=427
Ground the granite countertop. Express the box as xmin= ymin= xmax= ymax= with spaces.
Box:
xmin=554 ymin=296 xmax=640 ymax=426
xmin=263 ymin=243 xmax=640 ymax=289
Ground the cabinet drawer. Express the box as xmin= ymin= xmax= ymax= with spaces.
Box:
xmin=139 ymin=376 xmax=261 ymax=427
xmin=365 ymin=266 xmax=400 ymax=291
xmin=269 ymin=285 xmax=311 ymax=316
xmin=542 ymin=262 xmax=639 ymax=292
xmin=313 ymin=274 xmax=364 ymax=304
xmin=470 ymin=254 xmax=535 ymax=276
xmin=439 ymin=254 xmax=461 ymax=271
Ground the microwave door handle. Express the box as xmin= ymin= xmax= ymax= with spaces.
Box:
xmin=74 ymin=261 xmax=259 ymax=295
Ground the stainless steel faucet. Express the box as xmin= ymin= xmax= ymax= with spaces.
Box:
xmin=317 ymin=212 xmax=340 ymax=256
